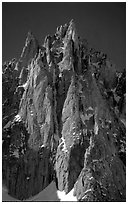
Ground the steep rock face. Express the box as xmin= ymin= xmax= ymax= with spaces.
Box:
xmin=2 ymin=59 xmax=19 ymax=128
xmin=3 ymin=33 xmax=56 ymax=200
xmin=2 ymin=20 xmax=125 ymax=201
xmin=55 ymin=48 xmax=126 ymax=200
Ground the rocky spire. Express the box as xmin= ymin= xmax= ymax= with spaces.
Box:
xmin=2 ymin=20 xmax=125 ymax=201
xmin=14 ymin=31 xmax=39 ymax=73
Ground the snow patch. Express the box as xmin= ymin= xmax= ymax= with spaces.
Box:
xmin=13 ymin=150 xmax=19 ymax=158
xmin=59 ymin=73 xmax=62 ymax=78
xmin=62 ymin=141 xmax=68 ymax=153
xmin=85 ymin=113 xmax=93 ymax=120
xmin=17 ymin=81 xmax=28 ymax=90
xmin=94 ymin=108 xmax=98 ymax=135
xmin=111 ymin=87 xmax=116 ymax=93
xmin=59 ymin=137 xmax=68 ymax=153
xmin=57 ymin=188 xmax=77 ymax=201
xmin=120 ymin=118 xmax=126 ymax=127
xmin=116 ymin=72 xmax=122 ymax=78
xmin=87 ymin=106 xmax=93 ymax=111
xmin=94 ymin=120 xmax=99 ymax=135
xmin=22 ymin=81 xmax=28 ymax=89
xmin=84 ymin=188 xmax=92 ymax=194
xmin=14 ymin=114 xmax=22 ymax=122
xmin=92 ymin=73 xmax=94 ymax=77
xmin=113 ymin=93 xmax=120 ymax=103
xmin=82 ymin=113 xmax=93 ymax=121
xmin=30 ymin=110 xmax=34 ymax=116
xmin=81 ymin=189 xmax=92 ymax=200
xmin=88 ymin=177 xmax=94 ymax=180
xmin=40 ymin=124 xmax=45 ymax=129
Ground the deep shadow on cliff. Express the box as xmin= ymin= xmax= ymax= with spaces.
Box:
xmin=2 ymin=20 xmax=126 ymax=201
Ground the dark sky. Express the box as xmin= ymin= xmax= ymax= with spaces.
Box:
xmin=2 ymin=2 xmax=126 ymax=70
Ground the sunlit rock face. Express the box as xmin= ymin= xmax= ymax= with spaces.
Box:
xmin=2 ymin=20 xmax=126 ymax=201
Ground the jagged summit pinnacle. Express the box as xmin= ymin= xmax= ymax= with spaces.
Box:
xmin=68 ymin=19 xmax=77 ymax=33
xmin=25 ymin=31 xmax=36 ymax=45
xmin=2 ymin=20 xmax=126 ymax=201
xmin=20 ymin=31 xmax=38 ymax=58
xmin=17 ymin=20 xmax=78 ymax=71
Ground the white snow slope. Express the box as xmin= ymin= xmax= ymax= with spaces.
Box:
xmin=3 ymin=182 xmax=59 ymax=201
xmin=2 ymin=181 xmax=77 ymax=201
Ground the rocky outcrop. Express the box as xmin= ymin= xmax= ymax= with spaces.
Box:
xmin=2 ymin=20 xmax=126 ymax=201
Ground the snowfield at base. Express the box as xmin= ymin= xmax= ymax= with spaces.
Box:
xmin=27 ymin=182 xmax=59 ymax=201
xmin=57 ymin=188 xmax=77 ymax=201
xmin=3 ymin=182 xmax=59 ymax=201
xmin=2 ymin=186 xmax=19 ymax=201
xmin=2 ymin=181 xmax=77 ymax=201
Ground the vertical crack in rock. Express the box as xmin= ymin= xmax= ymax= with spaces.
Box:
xmin=2 ymin=20 xmax=126 ymax=201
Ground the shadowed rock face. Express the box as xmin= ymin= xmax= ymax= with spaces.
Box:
xmin=2 ymin=20 xmax=126 ymax=201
